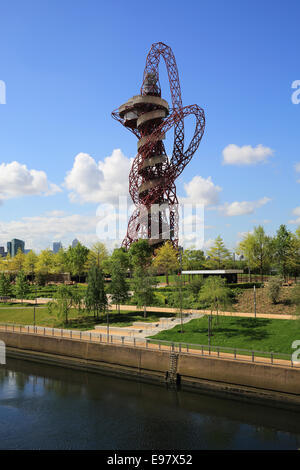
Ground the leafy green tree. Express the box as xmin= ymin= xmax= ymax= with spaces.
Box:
xmin=273 ymin=225 xmax=293 ymax=280
xmin=182 ymin=249 xmax=205 ymax=270
xmin=237 ymin=226 xmax=272 ymax=281
xmin=48 ymin=285 xmax=74 ymax=324
xmin=286 ymin=234 xmax=300 ymax=280
xmin=2 ymin=252 xmax=12 ymax=275
xmin=205 ymin=236 xmax=231 ymax=269
xmin=187 ymin=277 xmax=204 ymax=296
xmin=0 ymin=273 xmax=11 ymax=300
xmin=198 ymin=276 xmax=231 ymax=345
xmin=110 ymin=260 xmax=129 ymax=313
xmin=132 ymin=266 xmax=156 ymax=318
xmin=152 ymin=241 xmax=179 ymax=285
xmin=128 ymin=239 xmax=152 ymax=270
xmin=109 ymin=248 xmax=130 ymax=312
xmin=35 ymin=249 xmax=54 ymax=276
xmin=66 ymin=242 xmax=89 ymax=282
xmin=14 ymin=270 xmax=29 ymax=302
xmin=71 ymin=289 xmax=84 ymax=315
xmin=85 ymin=242 xmax=109 ymax=272
xmin=23 ymin=250 xmax=38 ymax=278
xmin=10 ymin=248 xmax=25 ymax=272
xmin=85 ymin=264 xmax=107 ymax=319
xmin=53 ymin=247 xmax=68 ymax=274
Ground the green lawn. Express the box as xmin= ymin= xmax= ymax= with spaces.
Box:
xmin=0 ymin=306 xmax=174 ymax=330
xmin=149 ymin=316 xmax=300 ymax=355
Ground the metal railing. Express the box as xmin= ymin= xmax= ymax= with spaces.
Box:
xmin=0 ymin=322 xmax=299 ymax=369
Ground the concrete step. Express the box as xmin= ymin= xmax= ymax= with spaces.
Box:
xmin=132 ymin=322 xmax=160 ymax=329
xmin=94 ymin=326 xmax=142 ymax=336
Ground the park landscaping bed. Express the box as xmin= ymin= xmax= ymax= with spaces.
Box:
xmin=233 ymin=285 xmax=298 ymax=315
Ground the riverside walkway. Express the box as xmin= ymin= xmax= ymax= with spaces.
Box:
xmin=0 ymin=322 xmax=298 ymax=370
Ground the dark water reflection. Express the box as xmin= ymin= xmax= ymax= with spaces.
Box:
xmin=0 ymin=358 xmax=300 ymax=450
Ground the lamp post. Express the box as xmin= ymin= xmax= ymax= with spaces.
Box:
xmin=254 ymin=285 xmax=256 ymax=318
xmin=33 ymin=283 xmax=37 ymax=327
xmin=178 ymin=246 xmax=183 ymax=334
xmin=107 ymin=302 xmax=110 ymax=342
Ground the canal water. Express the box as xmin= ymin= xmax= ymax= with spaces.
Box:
xmin=0 ymin=357 xmax=300 ymax=450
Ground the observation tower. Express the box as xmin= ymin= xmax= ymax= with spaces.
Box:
xmin=112 ymin=42 xmax=205 ymax=249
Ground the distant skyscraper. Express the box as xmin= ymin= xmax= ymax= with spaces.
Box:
xmin=7 ymin=242 xmax=11 ymax=257
xmin=7 ymin=239 xmax=25 ymax=257
xmin=0 ymin=246 xmax=5 ymax=257
xmin=72 ymin=238 xmax=79 ymax=248
xmin=53 ymin=241 xmax=62 ymax=254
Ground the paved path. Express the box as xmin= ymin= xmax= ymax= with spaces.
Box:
xmin=1 ymin=299 xmax=297 ymax=320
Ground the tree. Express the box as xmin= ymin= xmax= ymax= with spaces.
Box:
xmin=128 ymin=239 xmax=152 ymax=270
xmin=35 ymin=249 xmax=54 ymax=276
xmin=108 ymin=248 xmax=130 ymax=312
xmin=205 ymin=236 xmax=231 ymax=269
xmin=267 ymin=276 xmax=282 ymax=304
xmin=23 ymin=250 xmax=38 ymax=278
xmin=152 ymin=241 xmax=179 ymax=285
xmin=10 ymin=248 xmax=25 ymax=273
xmin=53 ymin=248 xmax=67 ymax=274
xmin=132 ymin=266 xmax=156 ymax=318
xmin=110 ymin=259 xmax=129 ymax=313
xmin=198 ymin=276 xmax=231 ymax=345
xmin=237 ymin=226 xmax=272 ymax=281
xmin=85 ymin=264 xmax=107 ymax=319
xmin=273 ymin=225 xmax=293 ymax=280
xmin=85 ymin=242 xmax=109 ymax=272
xmin=0 ymin=273 xmax=11 ymax=300
xmin=286 ymin=234 xmax=300 ymax=280
xmin=71 ymin=288 xmax=84 ymax=315
xmin=182 ymin=249 xmax=205 ymax=270
xmin=2 ymin=252 xmax=12 ymax=275
xmin=14 ymin=270 xmax=29 ymax=303
xmin=48 ymin=285 xmax=74 ymax=324
xmin=66 ymin=242 xmax=89 ymax=282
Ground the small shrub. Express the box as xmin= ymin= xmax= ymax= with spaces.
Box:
xmin=267 ymin=276 xmax=283 ymax=304
xmin=186 ymin=278 xmax=204 ymax=295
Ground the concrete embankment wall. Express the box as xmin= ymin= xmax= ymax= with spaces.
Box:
xmin=1 ymin=331 xmax=300 ymax=410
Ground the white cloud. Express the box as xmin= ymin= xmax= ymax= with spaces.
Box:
xmin=295 ymin=163 xmax=300 ymax=173
xmin=219 ymin=197 xmax=271 ymax=216
xmin=0 ymin=213 xmax=100 ymax=252
xmin=0 ymin=161 xmax=61 ymax=200
xmin=182 ymin=175 xmax=222 ymax=206
xmin=65 ymin=149 xmax=132 ymax=204
xmin=289 ymin=207 xmax=300 ymax=224
xmin=222 ymin=144 xmax=274 ymax=166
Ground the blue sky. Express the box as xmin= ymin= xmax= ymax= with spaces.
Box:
xmin=0 ymin=0 xmax=299 ymax=252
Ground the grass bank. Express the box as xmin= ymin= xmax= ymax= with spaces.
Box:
xmin=0 ymin=306 xmax=174 ymax=330
xmin=149 ymin=316 xmax=300 ymax=355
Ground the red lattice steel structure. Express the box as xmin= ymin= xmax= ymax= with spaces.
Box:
xmin=112 ymin=42 xmax=205 ymax=249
